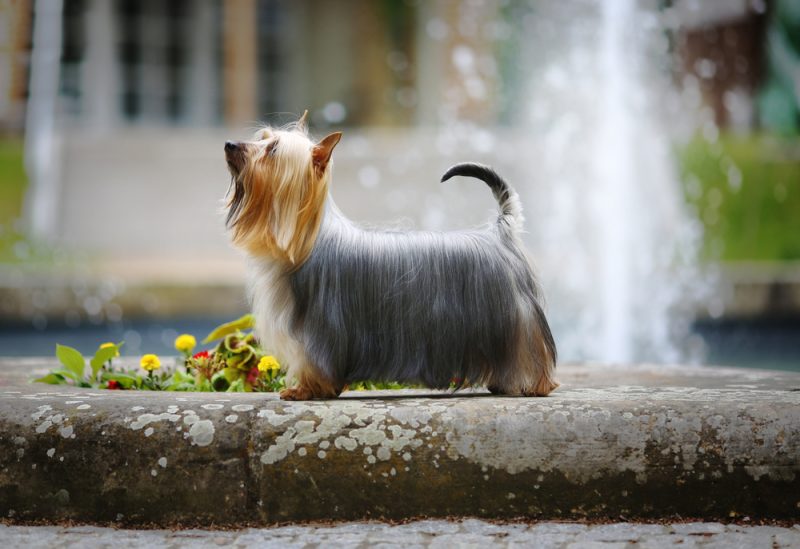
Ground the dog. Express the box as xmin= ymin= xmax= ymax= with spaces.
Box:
xmin=223 ymin=112 xmax=558 ymax=400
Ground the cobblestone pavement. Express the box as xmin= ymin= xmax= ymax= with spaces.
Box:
xmin=1 ymin=520 xmax=799 ymax=548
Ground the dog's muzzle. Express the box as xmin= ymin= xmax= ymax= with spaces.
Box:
xmin=224 ymin=141 xmax=245 ymax=174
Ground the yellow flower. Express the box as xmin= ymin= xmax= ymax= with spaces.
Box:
xmin=99 ymin=342 xmax=120 ymax=357
xmin=174 ymin=334 xmax=196 ymax=353
xmin=140 ymin=354 xmax=161 ymax=371
xmin=258 ymin=355 xmax=281 ymax=373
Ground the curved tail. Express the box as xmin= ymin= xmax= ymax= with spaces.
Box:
xmin=440 ymin=163 xmax=522 ymax=233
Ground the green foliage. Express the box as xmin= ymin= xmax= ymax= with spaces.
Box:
xmin=350 ymin=380 xmax=423 ymax=390
xmin=0 ymin=138 xmax=26 ymax=227
xmin=38 ymin=342 xmax=180 ymax=391
xmin=101 ymin=372 xmax=137 ymax=389
xmin=36 ymin=373 xmax=68 ymax=385
xmin=56 ymin=344 xmax=86 ymax=379
xmin=0 ymin=138 xmax=40 ymax=265
xmin=91 ymin=343 xmax=123 ymax=378
xmin=34 ymin=317 xmax=289 ymax=393
xmin=678 ymin=133 xmax=800 ymax=261
xmin=227 ymin=378 xmax=246 ymax=393
xmin=38 ymin=342 xmax=125 ymax=388
xmin=211 ymin=371 xmax=230 ymax=391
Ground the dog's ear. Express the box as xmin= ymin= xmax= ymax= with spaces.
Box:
xmin=297 ymin=110 xmax=309 ymax=132
xmin=312 ymin=132 xmax=342 ymax=174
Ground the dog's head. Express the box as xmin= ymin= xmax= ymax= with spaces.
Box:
xmin=224 ymin=111 xmax=341 ymax=265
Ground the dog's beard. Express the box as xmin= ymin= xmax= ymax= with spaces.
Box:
xmin=225 ymin=176 xmax=246 ymax=229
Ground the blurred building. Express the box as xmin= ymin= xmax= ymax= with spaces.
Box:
xmin=675 ymin=0 xmax=770 ymax=131
xmin=19 ymin=0 xmax=506 ymax=133
xmin=0 ymin=0 xmax=30 ymax=133
xmin=56 ymin=0 xmax=420 ymax=129
xmin=11 ymin=0 xmax=507 ymax=258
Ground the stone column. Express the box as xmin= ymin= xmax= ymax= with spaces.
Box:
xmin=187 ymin=0 xmax=216 ymax=126
xmin=139 ymin=1 xmax=167 ymax=123
xmin=22 ymin=0 xmax=62 ymax=240
xmin=0 ymin=0 xmax=32 ymax=131
xmin=82 ymin=0 xmax=118 ymax=131
xmin=282 ymin=3 xmax=310 ymax=119
xmin=222 ymin=0 xmax=257 ymax=126
xmin=414 ymin=1 xmax=446 ymax=126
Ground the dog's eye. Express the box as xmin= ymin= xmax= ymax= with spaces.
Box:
xmin=265 ymin=140 xmax=278 ymax=157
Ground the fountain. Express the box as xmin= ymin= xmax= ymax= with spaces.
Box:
xmin=515 ymin=0 xmax=705 ymax=364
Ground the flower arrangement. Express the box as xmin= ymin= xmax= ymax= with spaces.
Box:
xmin=35 ymin=314 xmax=287 ymax=392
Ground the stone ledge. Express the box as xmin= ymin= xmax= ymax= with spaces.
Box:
xmin=0 ymin=359 xmax=799 ymax=526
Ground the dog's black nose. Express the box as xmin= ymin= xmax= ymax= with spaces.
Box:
xmin=224 ymin=141 xmax=238 ymax=152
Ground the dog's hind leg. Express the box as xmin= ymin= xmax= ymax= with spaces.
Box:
xmin=526 ymin=318 xmax=559 ymax=396
xmin=279 ymin=360 xmax=345 ymax=400
xmin=486 ymin=362 xmax=558 ymax=397
xmin=486 ymin=318 xmax=558 ymax=397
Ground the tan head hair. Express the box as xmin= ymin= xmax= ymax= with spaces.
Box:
xmin=224 ymin=118 xmax=341 ymax=266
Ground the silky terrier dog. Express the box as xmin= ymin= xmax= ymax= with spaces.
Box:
xmin=224 ymin=112 xmax=558 ymax=400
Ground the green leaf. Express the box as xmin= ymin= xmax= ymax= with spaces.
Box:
xmin=35 ymin=373 xmax=66 ymax=385
xmin=101 ymin=372 xmax=137 ymax=389
xmin=224 ymin=334 xmax=246 ymax=354
xmin=227 ymin=378 xmax=246 ymax=392
xmin=226 ymin=349 xmax=254 ymax=369
xmin=56 ymin=344 xmax=86 ymax=380
xmin=221 ymin=367 xmax=243 ymax=383
xmin=170 ymin=371 xmax=194 ymax=384
xmin=51 ymin=368 xmax=80 ymax=382
xmin=211 ymin=371 xmax=230 ymax=391
xmin=166 ymin=382 xmax=196 ymax=392
xmin=202 ymin=313 xmax=255 ymax=344
xmin=90 ymin=344 xmax=121 ymax=379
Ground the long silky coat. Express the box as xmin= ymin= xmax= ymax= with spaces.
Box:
xmin=225 ymin=124 xmax=558 ymax=399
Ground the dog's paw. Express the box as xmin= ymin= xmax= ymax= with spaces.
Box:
xmin=521 ymin=378 xmax=560 ymax=397
xmin=489 ymin=378 xmax=560 ymax=397
xmin=279 ymin=387 xmax=311 ymax=401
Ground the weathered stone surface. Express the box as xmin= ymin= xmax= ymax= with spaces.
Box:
xmin=0 ymin=359 xmax=799 ymax=525
xmin=1 ymin=520 xmax=799 ymax=548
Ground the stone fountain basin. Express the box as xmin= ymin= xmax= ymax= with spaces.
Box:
xmin=1 ymin=359 xmax=798 ymax=526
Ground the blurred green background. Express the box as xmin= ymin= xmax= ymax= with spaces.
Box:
xmin=680 ymin=134 xmax=800 ymax=262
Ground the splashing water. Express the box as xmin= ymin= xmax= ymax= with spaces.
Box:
xmin=518 ymin=0 xmax=706 ymax=364
xmin=596 ymin=0 xmax=636 ymax=363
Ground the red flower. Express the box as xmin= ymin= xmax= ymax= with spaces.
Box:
xmin=193 ymin=350 xmax=210 ymax=359
xmin=246 ymin=366 xmax=259 ymax=385
xmin=107 ymin=380 xmax=121 ymax=390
